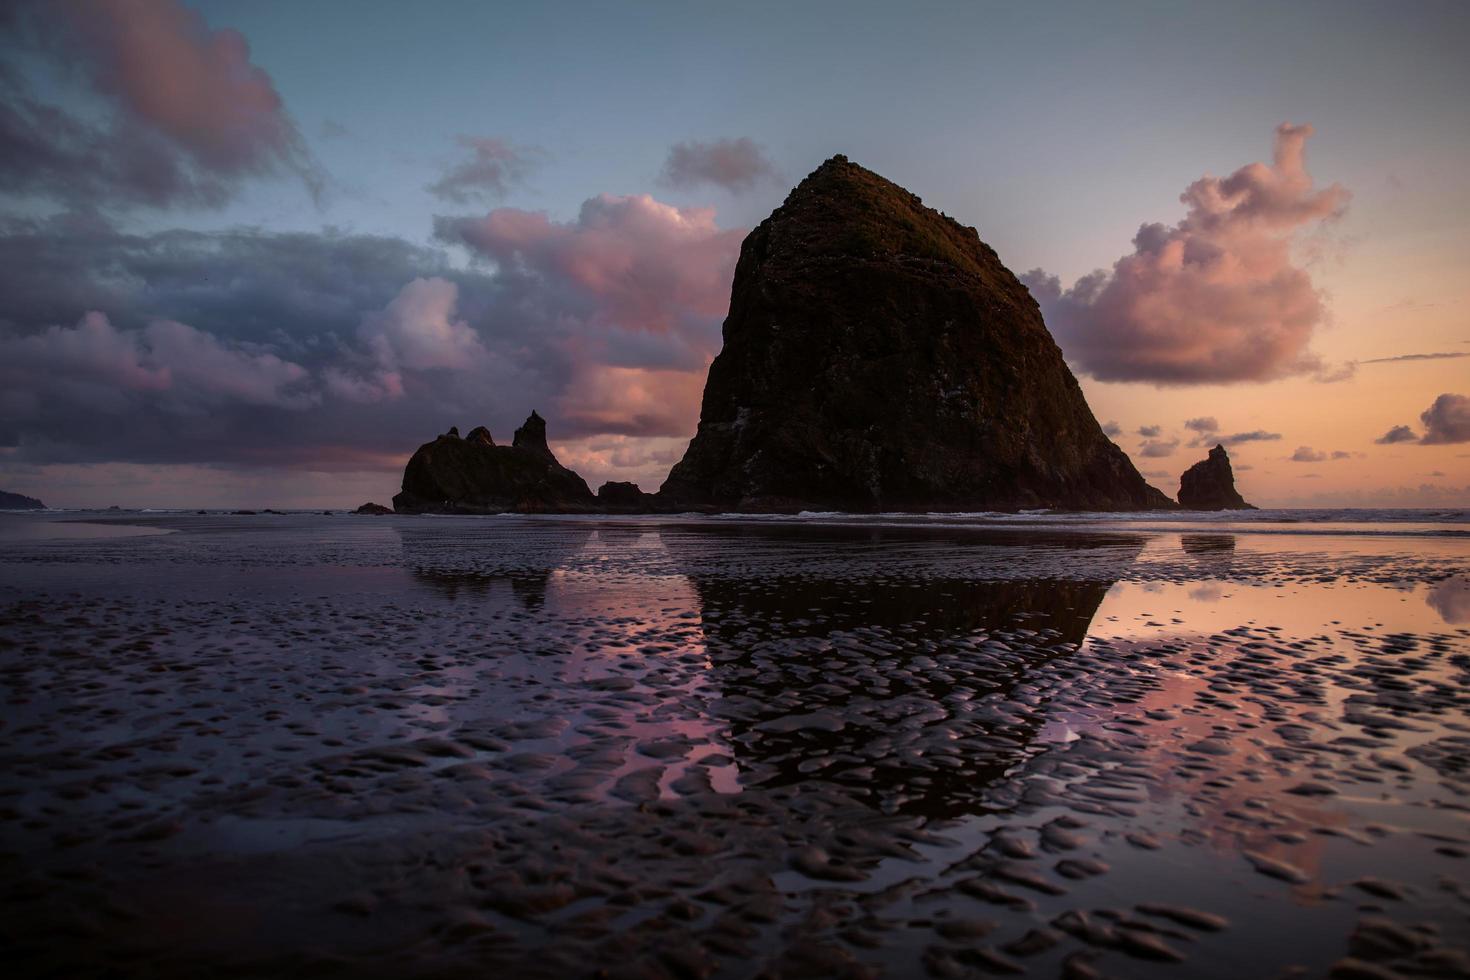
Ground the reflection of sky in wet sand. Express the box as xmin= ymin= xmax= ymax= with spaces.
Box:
xmin=1427 ymin=575 xmax=1470 ymax=624
xmin=398 ymin=525 xmax=740 ymax=800
xmin=0 ymin=514 xmax=172 ymax=540
xmin=1 ymin=514 xmax=1467 ymax=978
xmin=1094 ymin=576 xmax=1470 ymax=635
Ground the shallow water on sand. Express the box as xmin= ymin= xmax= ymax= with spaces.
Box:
xmin=1 ymin=513 xmax=1467 ymax=978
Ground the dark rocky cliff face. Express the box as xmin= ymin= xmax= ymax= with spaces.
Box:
xmin=660 ymin=156 xmax=1170 ymax=512
xmin=392 ymin=414 xmax=595 ymax=513
xmin=1178 ymin=445 xmax=1254 ymax=510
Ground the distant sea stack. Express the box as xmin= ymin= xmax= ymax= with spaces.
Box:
xmin=660 ymin=155 xmax=1171 ymax=512
xmin=392 ymin=413 xmax=597 ymax=514
xmin=0 ymin=490 xmax=45 ymax=510
xmin=1178 ymin=445 xmax=1255 ymax=510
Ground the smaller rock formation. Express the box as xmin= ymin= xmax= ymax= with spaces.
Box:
xmin=1178 ymin=445 xmax=1255 ymax=510
xmin=596 ymin=481 xmax=656 ymax=512
xmin=0 ymin=490 xmax=45 ymax=510
xmin=393 ymin=413 xmax=597 ymax=514
xmin=354 ymin=502 xmax=393 ymax=515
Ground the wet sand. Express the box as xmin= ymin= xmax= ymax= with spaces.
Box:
xmin=1 ymin=513 xmax=1467 ymax=978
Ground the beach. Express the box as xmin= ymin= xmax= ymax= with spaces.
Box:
xmin=2 ymin=510 xmax=1467 ymax=978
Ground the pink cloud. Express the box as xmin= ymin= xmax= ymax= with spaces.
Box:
xmin=4 ymin=311 xmax=170 ymax=394
xmin=58 ymin=0 xmax=305 ymax=173
xmin=142 ymin=319 xmax=311 ymax=407
xmin=432 ymin=193 xmax=744 ymax=442
xmin=360 ymin=277 xmax=488 ymax=373
xmin=6 ymin=0 xmax=319 ymax=205
xmin=0 ymin=311 xmax=312 ymax=410
xmin=552 ymin=435 xmax=690 ymax=492
xmin=557 ymin=364 xmax=709 ymax=438
xmin=437 ymin=193 xmax=743 ymax=333
xmin=1023 ymin=123 xmax=1349 ymax=384
xmin=324 ymin=278 xmax=490 ymax=404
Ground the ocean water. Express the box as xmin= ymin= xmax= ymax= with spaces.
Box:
xmin=1 ymin=510 xmax=1467 ymax=977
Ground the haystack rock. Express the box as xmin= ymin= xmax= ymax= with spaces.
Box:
xmin=660 ymin=155 xmax=1171 ymax=512
xmin=392 ymin=412 xmax=596 ymax=513
xmin=1178 ymin=444 xmax=1255 ymax=511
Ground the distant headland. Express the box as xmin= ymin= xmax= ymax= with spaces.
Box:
xmin=0 ymin=490 xmax=46 ymax=510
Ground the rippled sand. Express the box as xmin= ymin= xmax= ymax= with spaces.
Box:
xmin=2 ymin=513 xmax=1467 ymax=978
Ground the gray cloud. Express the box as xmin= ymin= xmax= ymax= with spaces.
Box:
xmin=1137 ymin=424 xmax=1162 ymax=438
xmin=427 ymin=136 xmax=539 ymax=204
xmin=659 ymin=138 xmax=777 ymax=193
xmin=1138 ymin=437 xmax=1180 ymax=458
xmin=1420 ymin=393 xmax=1470 ymax=444
xmin=1184 ymin=417 xmax=1218 ymax=433
xmin=1289 ymin=446 xmax=1332 ymax=462
xmin=1363 ymin=352 xmax=1469 ymax=364
xmin=1218 ymin=430 xmax=1282 ymax=445
xmin=1101 ymin=420 xmax=1122 ymax=437
xmin=1375 ymin=424 xmax=1418 ymax=445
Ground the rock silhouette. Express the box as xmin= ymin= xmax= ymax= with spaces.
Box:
xmin=596 ymin=481 xmax=657 ymax=512
xmin=390 ymin=157 xmax=1176 ymax=514
xmin=660 ymin=156 xmax=1170 ymax=512
xmin=1178 ymin=445 xmax=1255 ymax=510
xmin=392 ymin=413 xmax=596 ymax=514
xmin=0 ymin=490 xmax=45 ymax=510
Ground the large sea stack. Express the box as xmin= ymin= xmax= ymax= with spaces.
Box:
xmin=660 ymin=156 xmax=1170 ymax=512
xmin=392 ymin=413 xmax=596 ymax=513
xmin=1177 ymin=444 xmax=1255 ymax=510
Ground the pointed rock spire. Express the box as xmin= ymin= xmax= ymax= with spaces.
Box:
xmin=512 ymin=410 xmax=555 ymax=463
xmin=1178 ymin=444 xmax=1255 ymax=510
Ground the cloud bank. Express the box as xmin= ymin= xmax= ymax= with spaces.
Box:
xmin=0 ymin=189 xmax=744 ymax=486
xmin=1022 ymin=124 xmax=1348 ymax=384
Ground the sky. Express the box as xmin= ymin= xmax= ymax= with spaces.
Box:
xmin=1 ymin=0 xmax=1467 ymax=509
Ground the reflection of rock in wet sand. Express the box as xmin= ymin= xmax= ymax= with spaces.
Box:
xmin=1181 ymin=533 xmax=1236 ymax=556
xmin=3 ymin=515 xmax=1468 ymax=979
xmin=662 ymin=523 xmax=1142 ymax=817
xmin=397 ymin=523 xmax=595 ymax=608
